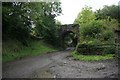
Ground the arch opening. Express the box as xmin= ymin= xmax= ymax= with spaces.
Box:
xmin=59 ymin=24 xmax=80 ymax=49
xmin=62 ymin=31 xmax=78 ymax=48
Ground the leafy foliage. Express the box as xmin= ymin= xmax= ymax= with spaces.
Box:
xmin=74 ymin=6 xmax=119 ymax=55
xmin=2 ymin=2 xmax=32 ymax=45
xmin=74 ymin=6 xmax=96 ymax=25
xmin=95 ymin=5 xmax=120 ymax=22
xmin=2 ymin=2 xmax=62 ymax=46
xmin=29 ymin=2 xmax=62 ymax=45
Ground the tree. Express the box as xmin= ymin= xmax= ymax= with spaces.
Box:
xmin=29 ymin=2 xmax=62 ymax=45
xmin=95 ymin=5 xmax=120 ymax=22
xmin=74 ymin=7 xmax=98 ymax=41
xmin=74 ymin=6 xmax=96 ymax=25
xmin=2 ymin=2 xmax=62 ymax=46
xmin=74 ymin=6 xmax=119 ymax=44
xmin=74 ymin=6 xmax=119 ymax=55
xmin=2 ymin=2 xmax=32 ymax=45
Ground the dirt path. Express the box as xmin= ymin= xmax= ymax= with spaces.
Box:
xmin=3 ymin=50 xmax=118 ymax=78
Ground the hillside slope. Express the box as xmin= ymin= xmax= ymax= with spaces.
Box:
xmin=3 ymin=40 xmax=57 ymax=63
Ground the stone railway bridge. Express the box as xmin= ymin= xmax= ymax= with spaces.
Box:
xmin=59 ymin=24 xmax=80 ymax=48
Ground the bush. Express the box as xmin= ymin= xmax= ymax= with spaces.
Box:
xmin=77 ymin=42 xmax=116 ymax=55
xmin=103 ymin=45 xmax=116 ymax=54
xmin=77 ymin=39 xmax=103 ymax=55
xmin=77 ymin=43 xmax=103 ymax=55
xmin=81 ymin=20 xmax=104 ymax=39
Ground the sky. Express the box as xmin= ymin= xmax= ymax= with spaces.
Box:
xmin=55 ymin=0 xmax=120 ymax=24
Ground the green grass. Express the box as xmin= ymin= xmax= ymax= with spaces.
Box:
xmin=3 ymin=40 xmax=58 ymax=63
xmin=70 ymin=51 xmax=114 ymax=61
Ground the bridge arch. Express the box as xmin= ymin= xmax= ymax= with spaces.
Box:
xmin=59 ymin=24 xmax=80 ymax=48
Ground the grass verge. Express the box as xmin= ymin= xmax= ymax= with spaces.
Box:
xmin=3 ymin=40 xmax=58 ymax=63
xmin=70 ymin=51 xmax=114 ymax=61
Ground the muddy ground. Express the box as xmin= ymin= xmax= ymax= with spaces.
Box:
xmin=3 ymin=50 xmax=119 ymax=78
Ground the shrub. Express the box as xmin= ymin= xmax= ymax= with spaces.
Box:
xmin=103 ymin=45 xmax=116 ymax=54
xmin=77 ymin=43 xmax=103 ymax=55
xmin=77 ymin=39 xmax=103 ymax=55
xmin=81 ymin=20 xmax=104 ymax=39
xmin=77 ymin=42 xmax=116 ymax=55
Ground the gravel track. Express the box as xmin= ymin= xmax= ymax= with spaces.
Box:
xmin=2 ymin=50 xmax=118 ymax=78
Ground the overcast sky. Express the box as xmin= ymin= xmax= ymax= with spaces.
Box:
xmin=55 ymin=0 xmax=120 ymax=24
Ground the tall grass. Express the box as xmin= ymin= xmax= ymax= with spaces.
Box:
xmin=3 ymin=40 xmax=57 ymax=63
xmin=70 ymin=51 xmax=114 ymax=61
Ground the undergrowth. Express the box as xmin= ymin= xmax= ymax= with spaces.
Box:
xmin=70 ymin=51 xmax=114 ymax=61
xmin=3 ymin=40 xmax=57 ymax=63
